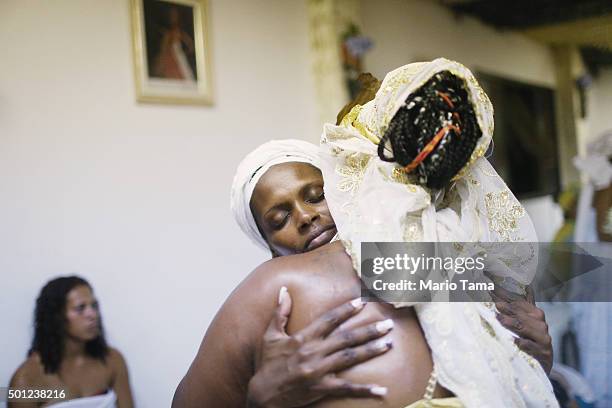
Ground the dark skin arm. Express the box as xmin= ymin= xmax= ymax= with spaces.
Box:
xmin=109 ymin=349 xmax=134 ymax=408
xmin=492 ymin=286 xmax=553 ymax=375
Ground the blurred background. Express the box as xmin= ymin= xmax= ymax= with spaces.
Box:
xmin=1 ymin=0 xmax=611 ymax=407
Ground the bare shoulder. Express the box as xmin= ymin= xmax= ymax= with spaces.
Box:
xmin=227 ymin=241 xmax=356 ymax=323
xmin=247 ymin=241 xmax=354 ymax=290
xmin=107 ymin=348 xmax=127 ymax=370
xmin=231 ymin=241 xmax=361 ymax=335
xmin=10 ymin=352 xmax=47 ymax=388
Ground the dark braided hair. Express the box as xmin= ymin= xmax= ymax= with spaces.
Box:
xmin=378 ymin=70 xmax=481 ymax=189
xmin=29 ymin=276 xmax=108 ymax=373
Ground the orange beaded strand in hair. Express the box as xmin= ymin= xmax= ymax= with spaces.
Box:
xmin=402 ymin=124 xmax=461 ymax=173
xmin=401 ymin=90 xmax=462 ymax=174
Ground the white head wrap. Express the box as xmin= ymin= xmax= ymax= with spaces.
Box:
xmin=230 ymin=139 xmax=320 ymax=251
xmin=319 ymin=58 xmax=556 ymax=407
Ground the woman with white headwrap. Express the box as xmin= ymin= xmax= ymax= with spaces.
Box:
xmin=227 ymin=138 xmax=406 ymax=404
xmin=230 ymin=139 xmax=327 ymax=255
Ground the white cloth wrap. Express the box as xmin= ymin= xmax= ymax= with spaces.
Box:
xmin=48 ymin=391 xmax=116 ymax=408
xmin=319 ymin=58 xmax=557 ymax=407
xmin=230 ymin=139 xmax=320 ymax=251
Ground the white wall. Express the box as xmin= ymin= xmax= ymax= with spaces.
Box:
xmin=360 ymin=0 xmax=556 ymax=88
xmin=0 ymin=1 xmax=318 ymax=407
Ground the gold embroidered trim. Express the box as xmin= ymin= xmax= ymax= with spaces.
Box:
xmin=353 ymin=118 xmax=380 ymax=145
xmin=330 ymin=146 xmax=343 ymax=157
xmin=485 ymin=190 xmax=526 ymax=241
xmin=403 ymin=218 xmax=423 ymax=241
xmin=391 ymin=168 xmax=419 ymax=192
xmin=335 ymin=153 xmax=371 ymax=195
xmin=340 ymin=103 xmax=362 ymax=127
xmin=480 ymin=316 xmax=496 ymax=338
xmin=340 ymin=104 xmax=380 ymax=145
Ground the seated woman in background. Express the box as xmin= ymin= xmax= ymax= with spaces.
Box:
xmin=8 ymin=276 xmax=133 ymax=408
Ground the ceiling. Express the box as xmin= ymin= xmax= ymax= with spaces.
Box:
xmin=440 ymin=0 xmax=612 ymax=75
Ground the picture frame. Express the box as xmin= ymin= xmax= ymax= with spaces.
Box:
xmin=130 ymin=0 xmax=213 ymax=105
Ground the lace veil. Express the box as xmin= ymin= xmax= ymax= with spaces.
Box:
xmin=318 ymin=58 xmax=557 ymax=407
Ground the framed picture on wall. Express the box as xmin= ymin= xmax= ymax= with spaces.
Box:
xmin=130 ymin=0 xmax=213 ymax=105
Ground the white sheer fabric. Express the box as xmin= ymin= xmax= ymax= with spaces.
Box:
xmin=318 ymin=58 xmax=557 ymax=407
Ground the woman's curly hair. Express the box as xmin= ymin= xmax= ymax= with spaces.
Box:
xmin=378 ymin=70 xmax=481 ymax=189
xmin=29 ymin=276 xmax=108 ymax=373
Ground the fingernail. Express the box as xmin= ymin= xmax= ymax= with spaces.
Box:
xmin=278 ymin=286 xmax=288 ymax=305
xmin=370 ymin=386 xmax=387 ymax=396
xmin=350 ymin=297 xmax=364 ymax=309
xmin=375 ymin=319 xmax=394 ymax=333
xmin=375 ymin=338 xmax=393 ymax=350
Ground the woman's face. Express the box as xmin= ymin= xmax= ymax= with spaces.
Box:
xmin=250 ymin=162 xmax=337 ymax=256
xmin=168 ymin=7 xmax=180 ymax=26
xmin=64 ymin=285 xmax=100 ymax=342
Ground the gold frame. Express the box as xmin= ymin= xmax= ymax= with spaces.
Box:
xmin=130 ymin=0 xmax=213 ymax=105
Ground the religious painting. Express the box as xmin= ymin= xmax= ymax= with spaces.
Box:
xmin=131 ymin=0 xmax=212 ymax=105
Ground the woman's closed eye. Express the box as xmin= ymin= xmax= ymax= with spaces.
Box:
xmin=305 ymin=187 xmax=324 ymax=203
xmin=269 ymin=211 xmax=289 ymax=230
